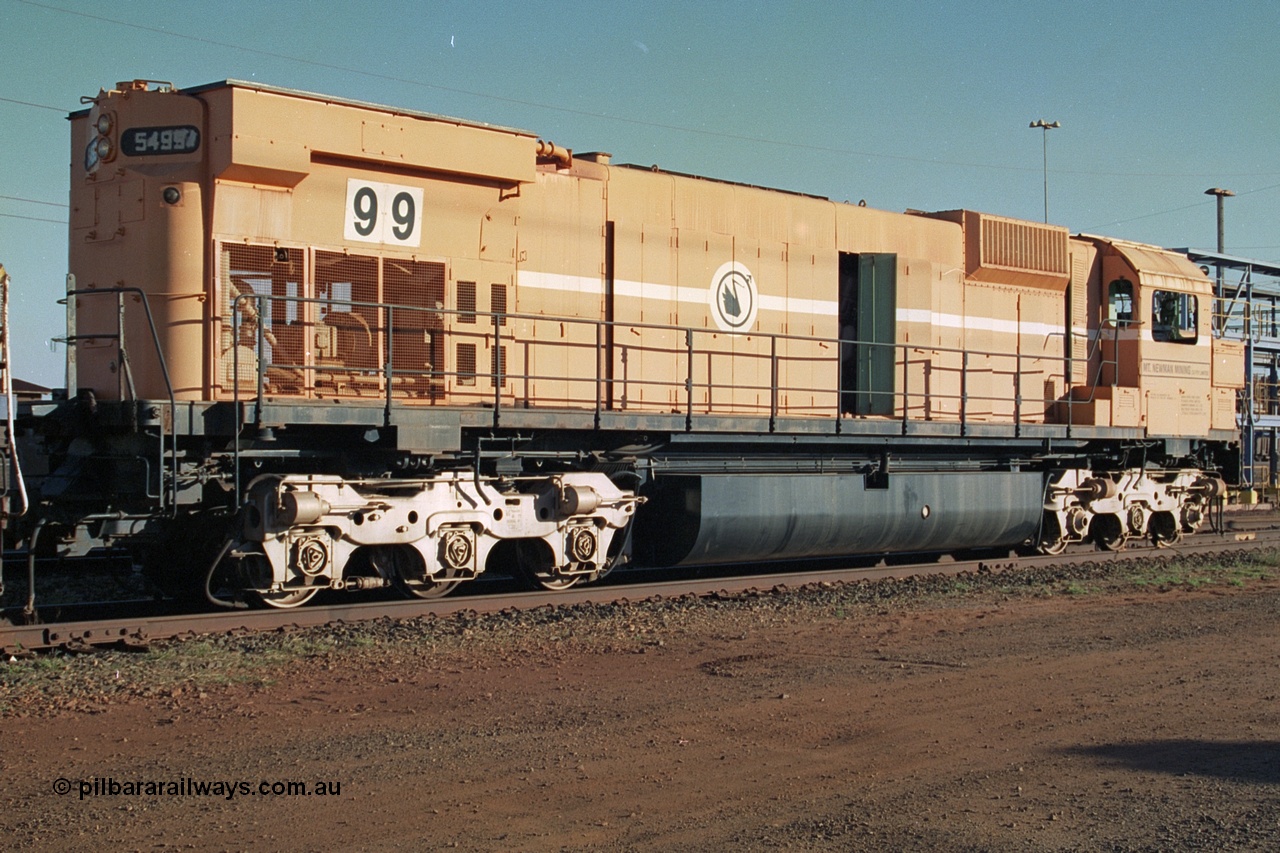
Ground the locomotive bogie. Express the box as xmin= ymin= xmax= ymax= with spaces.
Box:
xmin=1039 ymin=468 xmax=1222 ymax=552
xmin=231 ymin=472 xmax=642 ymax=602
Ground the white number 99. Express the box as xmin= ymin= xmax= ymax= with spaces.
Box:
xmin=344 ymin=180 xmax=423 ymax=246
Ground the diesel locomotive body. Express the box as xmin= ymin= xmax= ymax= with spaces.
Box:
xmin=13 ymin=79 xmax=1238 ymax=606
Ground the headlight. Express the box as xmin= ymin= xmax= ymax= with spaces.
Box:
xmin=95 ymin=137 xmax=114 ymax=159
xmin=95 ymin=113 xmax=113 ymax=134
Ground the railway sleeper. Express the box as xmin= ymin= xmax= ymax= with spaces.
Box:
xmin=227 ymin=471 xmax=644 ymax=607
xmin=1039 ymin=467 xmax=1223 ymax=554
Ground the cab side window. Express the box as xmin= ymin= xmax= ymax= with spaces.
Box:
xmin=1151 ymin=290 xmax=1198 ymax=344
xmin=1107 ymin=278 xmax=1134 ymax=326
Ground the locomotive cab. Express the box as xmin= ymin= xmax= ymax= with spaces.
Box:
xmin=1089 ymin=239 xmax=1239 ymax=437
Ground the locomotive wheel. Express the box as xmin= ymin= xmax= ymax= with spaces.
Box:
xmin=1037 ymin=512 xmax=1068 ymax=555
xmin=515 ymin=539 xmax=581 ymax=591
xmin=377 ymin=545 xmax=461 ymax=600
xmin=1180 ymin=504 xmax=1206 ymax=534
xmin=524 ymin=573 xmax=581 ymax=591
xmin=236 ymin=551 xmax=320 ymax=609
xmin=1038 ymin=537 xmax=1069 ymax=556
xmin=1091 ymin=514 xmax=1127 ymax=551
xmin=1149 ymin=511 xmax=1182 ymax=548
xmin=250 ymin=587 xmax=320 ymax=609
xmin=396 ymin=573 xmax=461 ymax=599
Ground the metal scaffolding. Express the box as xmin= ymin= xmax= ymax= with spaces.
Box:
xmin=1178 ymin=248 xmax=1280 ymax=493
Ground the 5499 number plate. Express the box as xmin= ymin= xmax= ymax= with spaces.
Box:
xmin=121 ymin=125 xmax=201 ymax=156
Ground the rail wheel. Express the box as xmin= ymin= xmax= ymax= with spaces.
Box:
xmin=1180 ymin=503 xmax=1205 ymax=534
xmin=1091 ymin=514 xmax=1127 ymax=551
xmin=1039 ymin=537 xmax=1069 ymax=556
xmin=515 ymin=539 xmax=581 ymax=591
xmin=378 ymin=545 xmax=461 ymax=600
xmin=250 ymin=587 xmax=320 ymax=609
xmin=238 ymin=552 xmax=320 ymax=608
xmin=1037 ymin=512 xmax=1068 ymax=555
xmin=1149 ymin=511 xmax=1182 ymax=548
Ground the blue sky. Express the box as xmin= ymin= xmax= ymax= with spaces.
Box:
xmin=4 ymin=0 xmax=1279 ymax=386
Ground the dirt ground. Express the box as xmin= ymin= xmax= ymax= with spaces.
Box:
xmin=4 ymin=570 xmax=1280 ymax=851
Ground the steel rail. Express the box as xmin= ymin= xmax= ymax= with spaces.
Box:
xmin=3 ymin=525 xmax=1275 ymax=655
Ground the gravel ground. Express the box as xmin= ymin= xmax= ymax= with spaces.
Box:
xmin=3 ymin=551 xmax=1280 ymax=850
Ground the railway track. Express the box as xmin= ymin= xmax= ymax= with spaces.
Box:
xmin=3 ymin=513 xmax=1275 ymax=655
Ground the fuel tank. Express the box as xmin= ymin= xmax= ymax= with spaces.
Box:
xmin=638 ymin=471 xmax=1044 ymax=566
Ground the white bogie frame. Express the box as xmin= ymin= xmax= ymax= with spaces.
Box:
xmin=237 ymin=472 xmax=641 ymax=593
xmin=1040 ymin=468 xmax=1219 ymax=553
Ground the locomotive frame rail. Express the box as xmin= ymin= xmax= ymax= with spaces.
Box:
xmin=4 ymin=521 xmax=1274 ymax=655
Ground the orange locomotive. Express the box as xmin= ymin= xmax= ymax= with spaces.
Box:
xmin=28 ymin=79 xmax=1236 ymax=606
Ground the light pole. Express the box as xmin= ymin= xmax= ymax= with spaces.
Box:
xmin=1204 ymin=187 xmax=1235 ymax=254
xmin=1204 ymin=187 xmax=1248 ymax=491
xmin=1204 ymin=186 xmax=1234 ymax=323
xmin=1029 ymin=119 xmax=1060 ymax=223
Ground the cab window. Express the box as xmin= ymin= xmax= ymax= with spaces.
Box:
xmin=1107 ymin=278 xmax=1134 ymax=326
xmin=1151 ymin=290 xmax=1198 ymax=344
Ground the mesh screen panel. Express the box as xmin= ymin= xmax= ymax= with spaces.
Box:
xmin=215 ymin=243 xmax=448 ymax=400
xmin=457 ymin=343 xmax=477 ymax=386
xmin=457 ymin=281 xmax=477 ymax=324
xmin=217 ymin=244 xmax=305 ymax=394
xmin=385 ymin=259 xmax=446 ymax=398
xmin=491 ymin=283 xmax=507 ymax=327
xmin=491 ymin=344 xmax=507 ymax=386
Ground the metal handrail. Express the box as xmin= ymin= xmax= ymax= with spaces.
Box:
xmin=67 ymin=287 xmax=178 ymax=514
xmin=229 ymin=291 xmax=1116 ymax=436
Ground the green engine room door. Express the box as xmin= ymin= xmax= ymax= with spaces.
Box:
xmin=839 ymin=252 xmax=897 ymax=417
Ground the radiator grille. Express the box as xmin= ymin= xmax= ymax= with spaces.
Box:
xmin=214 ymin=241 xmax=446 ymax=399
xmin=980 ymin=216 xmax=1069 ymax=277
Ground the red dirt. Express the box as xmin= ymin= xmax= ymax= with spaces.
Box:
xmin=5 ymin=579 xmax=1280 ymax=851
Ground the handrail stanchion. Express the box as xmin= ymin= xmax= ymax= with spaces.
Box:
xmin=117 ymin=292 xmax=127 ymax=403
xmin=232 ymin=301 xmax=241 ymax=504
xmin=594 ymin=322 xmax=603 ymax=430
xmin=901 ymin=343 xmax=910 ymax=435
xmin=384 ymin=304 xmax=394 ymax=427
xmin=835 ymin=336 xmax=843 ymax=433
xmin=685 ymin=328 xmax=694 ymax=432
xmin=492 ymin=309 xmax=502 ymax=429
xmin=255 ymin=295 xmax=266 ymax=430
xmin=1066 ymin=350 xmax=1073 ymax=436
xmin=769 ymin=334 xmax=778 ymax=432
xmin=1014 ymin=350 xmax=1022 ymax=437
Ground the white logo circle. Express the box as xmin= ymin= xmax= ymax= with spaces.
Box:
xmin=708 ymin=261 xmax=758 ymax=333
